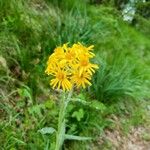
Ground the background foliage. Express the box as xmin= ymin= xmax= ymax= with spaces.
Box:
xmin=0 ymin=0 xmax=150 ymax=149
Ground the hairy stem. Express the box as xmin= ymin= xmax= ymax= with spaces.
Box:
xmin=55 ymin=89 xmax=73 ymax=150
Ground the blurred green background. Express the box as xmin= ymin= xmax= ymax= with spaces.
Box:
xmin=0 ymin=0 xmax=150 ymax=149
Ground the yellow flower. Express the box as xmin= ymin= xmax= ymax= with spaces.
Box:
xmin=45 ymin=43 xmax=99 ymax=91
xmin=60 ymin=47 xmax=77 ymax=66
xmin=77 ymin=56 xmax=99 ymax=76
xmin=72 ymin=43 xmax=95 ymax=58
xmin=71 ymin=71 xmax=92 ymax=88
xmin=54 ymin=46 xmax=64 ymax=56
xmin=45 ymin=61 xmax=61 ymax=75
xmin=50 ymin=69 xmax=72 ymax=91
xmin=65 ymin=48 xmax=76 ymax=61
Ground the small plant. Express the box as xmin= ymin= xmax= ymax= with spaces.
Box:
xmin=44 ymin=43 xmax=98 ymax=150
xmin=90 ymin=57 xmax=141 ymax=103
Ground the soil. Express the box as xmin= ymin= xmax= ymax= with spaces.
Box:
xmin=96 ymin=126 xmax=150 ymax=150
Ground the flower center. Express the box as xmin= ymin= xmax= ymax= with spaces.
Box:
xmin=57 ymin=72 xmax=65 ymax=80
xmin=80 ymin=59 xmax=88 ymax=66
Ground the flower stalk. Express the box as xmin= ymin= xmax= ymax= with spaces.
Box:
xmin=55 ymin=89 xmax=73 ymax=150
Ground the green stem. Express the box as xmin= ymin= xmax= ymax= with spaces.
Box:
xmin=55 ymin=89 xmax=73 ymax=150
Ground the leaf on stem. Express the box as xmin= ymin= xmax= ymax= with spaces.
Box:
xmin=65 ymin=134 xmax=92 ymax=141
xmin=38 ymin=127 xmax=56 ymax=135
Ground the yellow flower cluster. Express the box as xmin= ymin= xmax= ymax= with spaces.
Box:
xmin=45 ymin=43 xmax=99 ymax=91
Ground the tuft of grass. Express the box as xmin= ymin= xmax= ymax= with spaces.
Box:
xmin=87 ymin=5 xmax=150 ymax=102
xmin=50 ymin=8 xmax=95 ymax=45
xmin=90 ymin=56 xmax=142 ymax=103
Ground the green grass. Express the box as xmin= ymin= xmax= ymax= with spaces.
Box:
xmin=0 ymin=0 xmax=150 ymax=149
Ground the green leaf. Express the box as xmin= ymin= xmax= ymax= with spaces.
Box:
xmin=28 ymin=104 xmax=45 ymax=117
xmin=71 ymin=98 xmax=106 ymax=112
xmin=11 ymin=137 xmax=26 ymax=145
xmin=65 ymin=134 xmax=92 ymax=141
xmin=77 ymin=93 xmax=86 ymax=100
xmin=44 ymin=139 xmax=50 ymax=150
xmin=0 ymin=55 xmax=8 ymax=69
xmin=72 ymin=108 xmax=84 ymax=121
xmin=90 ymin=101 xmax=106 ymax=111
xmin=17 ymin=86 xmax=33 ymax=104
xmin=71 ymin=98 xmax=88 ymax=105
xmin=45 ymin=100 xmax=54 ymax=109
xmin=38 ymin=127 xmax=56 ymax=135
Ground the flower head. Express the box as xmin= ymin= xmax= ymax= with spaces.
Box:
xmin=50 ymin=69 xmax=72 ymax=91
xmin=77 ymin=56 xmax=99 ymax=76
xmin=71 ymin=71 xmax=91 ymax=89
xmin=45 ymin=43 xmax=99 ymax=91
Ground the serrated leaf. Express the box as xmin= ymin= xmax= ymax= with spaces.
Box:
xmin=38 ymin=127 xmax=56 ymax=135
xmin=65 ymin=134 xmax=92 ymax=141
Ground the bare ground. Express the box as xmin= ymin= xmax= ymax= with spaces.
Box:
xmin=101 ymin=126 xmax=150 ymax=150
